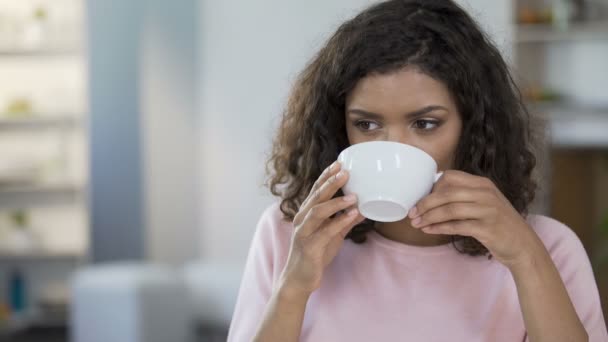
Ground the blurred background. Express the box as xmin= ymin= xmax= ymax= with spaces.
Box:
xmin=0 ymin=0 xmax=605 ymax=341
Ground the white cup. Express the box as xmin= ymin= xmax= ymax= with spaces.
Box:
xmin=337 ymin=141 xmax=443 ymax=222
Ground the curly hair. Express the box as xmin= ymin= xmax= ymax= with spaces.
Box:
xmin=265 ymin=0 xmax=537 ymax=257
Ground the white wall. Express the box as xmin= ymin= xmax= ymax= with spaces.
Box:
xmin=87 ymin=0 xmax=145 ymax=261
xmin=197 ymin=0 xmax=376 ymax=262
xmin=87 ymin=0 xmax=201 ymax=264
xmin=141 ymin=0 xmax=200 ymax=265
xmin=197 ymin=0 xmax=515 ymax=263
xmin=456 ymin=0 xmax=514 ymax=63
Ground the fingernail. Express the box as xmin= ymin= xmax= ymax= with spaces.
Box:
xmin=411 ymin=217 xmax=422 ymax=226
xmin=409 ymin=207 xmax=418 ymax=218
xmin=347 ymin=208 xmax=358 ymax=216
xmin=336 ymin=170 xmax=345 ymax=179
xmin=343 ymin=194 xmax=356 ymax=202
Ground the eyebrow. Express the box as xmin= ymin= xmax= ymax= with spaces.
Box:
xmin=347 ymin=105 xmax=448 ymax=120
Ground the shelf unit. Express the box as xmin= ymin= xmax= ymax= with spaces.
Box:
xmin=0 ymin=1 xmax=88 ymax=336
xmin=0 ymin=184 xmax=84 ymax=209
xmin=516 ymin=21 xmax=608 ymax=43
xmin=0 ymin=251 xmax=84 ymax=262
xmin=0 ymin=49 xmax=81 ymax=57
xmin=547 ymin=106 xmax=608 ymax=148
xmin=528 ymin=102 xmax=608 ymax=148
xmin=0 ymin=115 xmax=82 ymax=130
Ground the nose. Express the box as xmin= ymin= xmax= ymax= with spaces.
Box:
xmin=384 ymin=129 xmax=411 ymax=145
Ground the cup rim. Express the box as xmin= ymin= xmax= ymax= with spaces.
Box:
xmin=339 ymin=141 xmax=437 ymax=168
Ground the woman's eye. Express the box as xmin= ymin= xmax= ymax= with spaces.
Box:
xmin=413 ymin=119 xmax=439 ymax=131
xmin=355 ymin=120 xmax=380 ymax=131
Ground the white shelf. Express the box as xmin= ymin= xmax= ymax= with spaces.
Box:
xmin=0 ymin=250 xmax=85 ymax=262
xmin=0 ymin=48 xmax=81 ymax=57
xmin=536 ymin=104 xmax=608 ymax=148
xmin=516 ymin=21 xmax=608 ymax=43
xmin=0 ymin=184 xmax=85 ymax=209
xmin=0 ymin=116 xmax=82 ymax=130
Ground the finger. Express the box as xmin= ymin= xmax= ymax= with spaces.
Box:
xmin=298 ymin=168 xmax=349 ymax=222
xmin=432 ymin=170 xmax=496 ymax=193
xmin=296 ymin=161 xmax=343 ymax=225
xmin=325 ymin=210 xmax=366 ymax=241
xmin=312 ymin=161 xmax=341 ymax=194
xmin=421 ymin=219 xmax=481 ymax=237
xmin=297 ymin=194 xmax=357 ymax=237
xmin=311 ymin=207 xmax=360 ymax=245
xmin=409 ymin=187 xmax=488 ymax=219
xmin=332 ymin=210 xmax=366 ymax=237
xmin=411 ymin=202 xmax=487 ymax=229
xmin=340 ymin=214 xmax=367 ymax=238
xmin=298 ymin=162 xmax=341 ymax=216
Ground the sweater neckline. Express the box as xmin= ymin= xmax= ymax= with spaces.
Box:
xmin=367 ymin=229 xmax=458 ymax=256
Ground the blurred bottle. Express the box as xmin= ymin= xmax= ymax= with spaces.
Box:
xmin=8 ymin=269 xmax=27 ymax=318
xmin=552 ymin=0 xmax=572 ymax=30
xmin=22 ymin=6 xmax=49 ymax=50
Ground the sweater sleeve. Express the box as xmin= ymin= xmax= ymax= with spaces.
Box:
xmin=525 ymin=215 xmax=608 ymax=342
xmin=227 ymin=203 xmax=289 ymax=342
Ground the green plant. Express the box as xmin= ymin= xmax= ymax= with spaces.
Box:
xmin=9 ymin=210 xmax=28 ymax=229
xmin=34 ymin=7 xmax=47 ymax=21
xmin=593 ymin=211 xmax=608 ymax=272
xmin=601 ymin=213 xmax=608 ymax=237
xmin=594 ymin=153 xmax=608 ymax=268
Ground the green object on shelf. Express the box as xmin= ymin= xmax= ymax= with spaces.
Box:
xmin=4 ymin=98 xmax=33 ymax=118
xmin=9 ymin=211 xmax=29 ymax=229
xmin=594 ymin=212 xmax=608 ymax=271
xmin=602 ymin=156 xmax=608 ymax=236
xmin=34 ymin=7 xmax=48 ymax=21
xmin=601 ymin=212 xmax=608 ymax=237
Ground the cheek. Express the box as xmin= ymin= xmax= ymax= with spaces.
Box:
xmin=345 ymin=124 xmax=355 ymax=144
xmin=435 ymin=127 xmax=460 ymax=170
xmin=430 ymin=143 xmax=458 ymax=170
xmin=432 ymin=122 xmax=461 ymax=169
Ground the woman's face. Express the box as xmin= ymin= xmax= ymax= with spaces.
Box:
xmin=345 ymin=67 xmax=462 ymax=171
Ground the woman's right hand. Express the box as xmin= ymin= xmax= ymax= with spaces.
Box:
xmin=278 ymin=161 xmax=366 ymax=298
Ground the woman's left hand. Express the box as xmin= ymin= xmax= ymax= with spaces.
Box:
xmin=409 ymin=170 xmax=542 ymax=269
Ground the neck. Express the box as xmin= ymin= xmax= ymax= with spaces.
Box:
xmin=373 ymin=218 xmax=452 ymax=247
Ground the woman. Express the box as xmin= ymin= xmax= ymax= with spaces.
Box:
xmin=227 ymin=1 xmax=607 ymax=341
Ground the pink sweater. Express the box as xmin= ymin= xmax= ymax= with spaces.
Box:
xmin=227 ymin=203 xmax=608 ymax=341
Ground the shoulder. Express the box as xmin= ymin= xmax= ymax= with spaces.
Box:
xmin=254 ymin=202 xmax=295 ymax=251
xmin=526 ymin=214 xmax=582 ymax=248
xmin=525 ymin=214 xmax=588 ymax=267
xmin=525 ymin=215 xmax=608 ymax=340
xmin=257 ymin=202 xmax=294 ymax=233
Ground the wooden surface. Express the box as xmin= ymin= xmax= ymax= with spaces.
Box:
xmin=550 ymin=149 xmax=608 ymax=326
